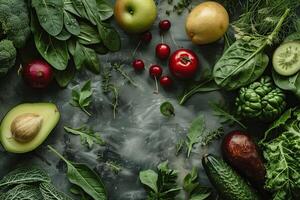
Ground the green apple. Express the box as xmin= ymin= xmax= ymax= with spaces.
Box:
xmin=114 ymin=0 xmax=157 ymax=33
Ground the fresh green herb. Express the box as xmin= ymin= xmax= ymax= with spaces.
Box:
xmin=160 ymin=101 xmax=175 ymax=117
xmin=261 ymin=108 xmax=300 ymax=200
xmin=186 ymin=115 xmax=206 ymax=157
xmin=213 ymin=0 xmax=300 ymax=90
xmin=200 ymin=127 xmax=224 ymax=146
xmin=183 ymin=167 xmax=212 ymax=200
xmin=111 ymin=63 xmax=137 ymax=87
xmin=179 ymin=76 xmax=219 ymax=105
xmin=64 ymin=126 xmax=105 ymax=148
xmin=209 ymin=102 xmax=246 ymax=129
xmin=48 ymin=145 xmax=107 ymax=200
xmin=175 ymin=139 xmax=184 ymax=156
xmin=70 ymin=80 xmax=93 ymax=116
xmin=139 ymin=161 xmax=181 ymax=200
xmin=105 ymin=161 xmax=122 ymax=174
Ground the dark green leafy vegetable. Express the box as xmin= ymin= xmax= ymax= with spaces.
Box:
xmin=32 ymin=0 xmax=64 ymax=36
xmin=98 ymin=23 xmax=121 ymax=52
xmin=200 ymin=127 xmax=224 ymax=146
xmin=96 ymin=0 xmax=113 ymax=21
xmin=183 ymin=167 xmax=212 ymax=200
xmin=236 ymin=76 xmax=286 ymax=121
xmin=63 ymin=10 xmax=80 ymax=36
xmin=210 ymin=102 xmax=246 ymax=129
xmin=139 ymin=161 xmax=181 ymax=200
xmin=1 ymin=184 xmax=42 ymax=200
xmin=77 ymin=22 xmax=101 ymax=45
xmin=160 ymin=102 xmax=175 ymax=117
xmin=48 ymin=145 xmax=107 ymax=200
xmin=70 ymin=80 xmax=93 ymax=116
xmin=64 ymin=125 xmax=105 ymax=148
xmin=54 ymin=66 xmax=76 ymax=88
xmin=186 ymin=115 xmax=205 ymax=157
xmin=0 ymin=40 xmax=16 ymax=76
xmin=261 ymin=108 xmax=300 ymax=200
xmin=40 ymin=182 xmax=73 ymax=200
xmin=0 ymin=168 xmax=50 ymax=187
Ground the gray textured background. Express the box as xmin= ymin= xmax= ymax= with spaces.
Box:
xmin=0 ymin=0 xmax=234 ymax=199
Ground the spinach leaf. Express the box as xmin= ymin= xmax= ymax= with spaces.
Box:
xmin=186 ymin=115 xmax=206 ymax=157
xmin=73 ymin=42 xmax=101 ymax=73
xmin=0 ymin=168 xmax=50 ymax=187
xmin=183 ymin=168 xmax=211 ymax=200
xmin=96 ymin=0 xmax=113 ymax=21
xmin=70 ymin=80 xmax=93 ymax=116
xmin=160 ymin=101 xmax=175 ymax=117
xmin=64 ymin=0 xmax=80 ymax=17
xmin=77 ymin=22 xmax=101 ymax=45
xmin=1 ymin=184 xmax=42 ymax=200
xmin=64 ymin=11 xmax=80 ymax=36
xmin=272 ymin=65 xmax=300 ymax=100
xmin=40 ymin=182 xmax=73 ymax=200
xmin=72 ymin=0 xmax=98 ymax=25
xmin=55 ymin=28 xmax=72 ymax=41
xmin=54 ymin=66 xmax=76 ymax=88
xmin=98 ymin=23 xmax=121 ymax=52
xmin=31 ymin=15 xmax=69 ymax=70
xmin=32 ymin=0 xmax=64 ymax=36
xmin=209 ymin=102 xmax=246 ymax=129
xmin=64 ymin=126 xmax=105 ymax=148
xmin=139 ymin=161 xmax=181 ymax=200
xmin=213 ymin=38 xmax=269 ymax=90
xmin=48 ymin=146 xmax=107 ymax=200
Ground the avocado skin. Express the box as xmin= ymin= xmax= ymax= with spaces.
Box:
xmin=202 ymin=154 xmax=260 ymax=200
xmin=0 ymin=103 xmax=60 ymax=153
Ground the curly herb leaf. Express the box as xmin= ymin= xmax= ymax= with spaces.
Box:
xmin=64 ymin=126 xmax=105 ymax=148
xmin=70 ymin=80 xmax=93 ymax=116
xmin=200 ymin=127 xmax=224 ymax=146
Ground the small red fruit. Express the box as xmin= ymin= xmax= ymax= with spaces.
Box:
xmin=160 ymin=75 xmax=173 ymax=88
xmin=132 ymin=59 xmax=145 ymax=70
xmin=149 ymin=65 xmax=163 ymax=78
xmin=141 ymin=31 xmax=152 ymax=43
xmin=156 ymin=43 xmax=171 ymax=60
xmin=23 ymin=59 xmax=53 ymax=88
xmin=159 ymin=20 xmax=171 ymax=31
xmin=169 ymin=48 xmax=199 ymax=79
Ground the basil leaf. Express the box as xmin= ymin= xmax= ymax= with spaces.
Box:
xmin=0 ymin=168 xmax=50 ymax=187
xmin=96 ymin=0 xmax=113 ymax=21
xmin=213 ymin=39 xmax=269 ymax=90
xmin=98 ymin=23 xmax=121 ymax=52
xmin=139 ymin=170 xmax=158 ymax=193
xmin=55 ymin=28 xmax=72 ymax=41
xmin=40 ymin=182 xmax=74 ymax=200
xmin=74 ymin=42 xmax=100 ymax=73
xmin=48 ymin=146 xmax=107 ymax=200
xmin=64 ymin=11 xmax=80 ymax=36
xmin=186 ymin=115 xmax=205 ymax=157
xmin=64 ymin=125 xmax=105 ymax=148
xmin=32 ymin=0 xmax=64 ymax=36
xmin=77 ymin=22 xmax=101 ymax=45
xmin=1 ymin=184 xmax=42 ymax=200
xmin=31 ymin=16 xmax=69 ymax=70
xmin=70 ymin=80 xmax=93 ymax=116
xmin=160 ymin=101 xmax=175 ymax=117
xmin=54 ymin=66 xmax=76 ymax=88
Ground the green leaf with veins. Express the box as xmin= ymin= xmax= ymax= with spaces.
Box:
xmin=160 ymin=102 xmax=175 ymax=117
xmin=40 ymin=182 xmax=73 ymax=200
xmin=209 ymin=102 xmax=246 ymax=129
xmin=186 ymin=115 xmax=206 ymax=157
xmin=1 ymin=184 xmax=42 ymax=200
xmin=0 ymin=168 xmax=50 ymax=187
xmin=70 ymin=80 xmax=93 ymax=116
xmin=64 ymin=126 xmax=105 ymax=148
xmin=183 ymin=168 xmax=212 ymax=200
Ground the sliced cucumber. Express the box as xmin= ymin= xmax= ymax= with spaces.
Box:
xmin=272 ymin=42 xmax=300 ymax=76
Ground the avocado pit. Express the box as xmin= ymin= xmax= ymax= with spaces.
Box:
xmin=10 ymin=113 xmax=43 ymax=143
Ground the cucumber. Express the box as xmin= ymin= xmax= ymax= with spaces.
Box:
xmin=202 ymin=154 xmax=260 ymax=200
xmin=272 ymin=42 xmax=300 ymax=76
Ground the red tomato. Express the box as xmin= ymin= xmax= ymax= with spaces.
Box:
xmin=168 ymin=49 xmax=199 ymax=79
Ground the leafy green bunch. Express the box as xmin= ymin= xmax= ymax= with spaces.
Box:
xmin=261 ymin=108 xmax=300 ymax=200
xmin=0 ymin=167 xmax=73 ymax=200
xmin=30 ymin=0 xmax=121 ymax=87
xmin=0 ymin=0 xmax=31 ymax=77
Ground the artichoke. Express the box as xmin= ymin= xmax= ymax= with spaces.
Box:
xmin=236 ymin=76 xmax=286 ymax=121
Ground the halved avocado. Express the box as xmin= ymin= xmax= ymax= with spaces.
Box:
xmin=0 ymin=103 xmax=60 ymax=153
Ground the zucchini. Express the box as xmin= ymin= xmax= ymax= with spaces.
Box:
xmin=202 ymin=154 xmax=260 ymax=200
